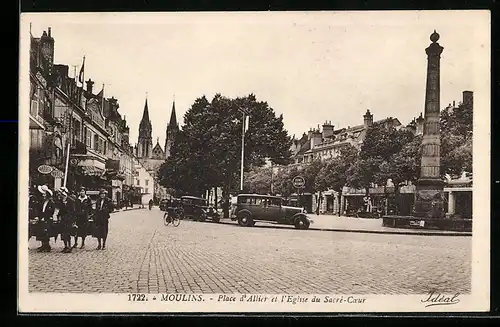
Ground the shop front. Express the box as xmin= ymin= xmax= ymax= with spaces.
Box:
xmin=444 ymin=175 xmax=472 ymax=219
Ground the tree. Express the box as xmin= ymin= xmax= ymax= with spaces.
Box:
xmin=314 ymin=144 xmax=358 ymax=192
xmin=315 ymin=144 xmax=358 ymax=213
xmin=440 ymin=103 xmax=473 ymax=176
xmin=273 ymin=165 xmax=300 ymax=197
xmin=301 ymin=159 xmax=324 ymax=194
xmin=244 ymin=166 xmax=273 ymax=194
xmin=158 ymin=93 xmax=293 ymax=217
xmin=347 ymin=123 xmax=416 ymax=194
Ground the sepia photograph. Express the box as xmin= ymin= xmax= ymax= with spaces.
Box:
xmin=18 ymin=11 xmax=490 ymax=313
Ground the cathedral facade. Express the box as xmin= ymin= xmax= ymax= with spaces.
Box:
xmin=135 ymin=98 xmax=179 ymax=202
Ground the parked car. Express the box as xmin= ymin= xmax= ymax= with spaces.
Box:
xmin=180 ymin=196 xmax=220 ymax=222
xmin=232 ymin=194 xmax=313 ymax=229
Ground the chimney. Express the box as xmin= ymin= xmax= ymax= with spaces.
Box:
xmin=322 ymin=120 xmax=334 ymax=139
xmin=310 ymin=129 xmax=322 ymax=150
xmin=363 ymin=109 xmax=373 ymax=128
xmin=463 ymin=91 xmax=473 ymax=110
xmin=307 ymin=128 xmax=314 ymax=140
xmin=86 ymin=79 xmax=94 ymax=95
xmin=416 ymin=112 xmax=424 ymax=135
xmin=39 ymin=27 xmax=55 ymax=70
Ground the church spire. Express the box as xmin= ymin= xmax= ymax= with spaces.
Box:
xmin=168 ymin=99 xmax=178 ymax=128
xmin=165 ymin=98 xmax=179 ymax=159
xmin=138 ymin=96 xmax=153 ymax=159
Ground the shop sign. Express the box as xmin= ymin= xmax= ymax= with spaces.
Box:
xmin=37 ymin=165 xmax=53 ymax=174
xmin=51 ymin=169 xmax=64 ymax=178
xmin=292 ymin=176 xmax=306 ymax=189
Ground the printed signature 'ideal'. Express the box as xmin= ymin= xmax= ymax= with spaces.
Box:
xmin=421 ymin=291 xmax=460 ymax=307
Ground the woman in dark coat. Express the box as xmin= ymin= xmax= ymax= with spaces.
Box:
xmin=34 ymin=185 xmax=56 ymax=252
xmin=55 ymin=187 xmax=76 ymax=253
xmin=73 ymin=186 xmax=92 ymax=249
xmin=29 ymin=192 xmax=39 ymax=240
xmin=93 ymin=189 xmax=113 ymax=250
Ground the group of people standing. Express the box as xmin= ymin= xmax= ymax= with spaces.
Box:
xmin=29 ymin=185 xmax=113 ymax=252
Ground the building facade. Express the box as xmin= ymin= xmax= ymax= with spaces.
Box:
xmin=28 ymin=27 xmax=149 ymax=208
xmin=283 ymin=110 xmax=425 ymax=214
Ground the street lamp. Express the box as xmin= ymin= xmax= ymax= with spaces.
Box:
xmin=238 ymin=106 xmax=250 ymax=192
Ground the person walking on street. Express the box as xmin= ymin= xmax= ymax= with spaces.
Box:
xmin=34 ymin=185 xmax=56 ymax=252
xmin=56 ymin=187 xmax=75 ymax=253
xmin=148 ymin=199 xmax=153 ymax=210
xmin=29 ymin=191 xmax=39 ymax=240
xmin=93 ymin=189 xmax=113 ymax=250
xmin=73 ymin=186 xmax=92 ymax=249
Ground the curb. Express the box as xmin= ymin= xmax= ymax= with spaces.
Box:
xmin=217 ymin=221 xmax=471 ymax=237
xmin=111 ymin=207 xmax=144 ymax=214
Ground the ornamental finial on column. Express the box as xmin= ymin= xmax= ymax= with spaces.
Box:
xmin=430 ymin=30 xmax=440 ymax=43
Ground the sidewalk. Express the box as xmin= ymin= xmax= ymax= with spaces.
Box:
xmin=222 ymin=214 xmax=472 ymax=236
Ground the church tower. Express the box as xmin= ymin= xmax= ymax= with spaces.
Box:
xmin=137 ymin=98 xmax=153 ymax=159
xmin=164 ymin=100 xmax=179 ymax=159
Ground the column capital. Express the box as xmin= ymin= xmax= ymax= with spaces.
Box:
xmin=426 ymin=42 xmax=444 ymax=57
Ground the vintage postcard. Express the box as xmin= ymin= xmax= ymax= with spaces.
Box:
xmin=18 ymin=11 xmax=490 ymax=313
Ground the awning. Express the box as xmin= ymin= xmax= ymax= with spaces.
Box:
xmin=78 ymin=166 xmax=105 ymax=177
xmin=29 ymin=115 xmax=45 ymax=130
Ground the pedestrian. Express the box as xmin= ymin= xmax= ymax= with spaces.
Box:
xmin=29 ymin=190 xmax=39 ymax=241
xmin=55 ymin=187 xmax=76 ymax=253
xmin=33 ymin=185 xmax=56 ymax=252
xmin=148 ymin=198 xmax=153 ymax=210
xmin=93 ymin=189 xmax=113 ymax=250
xmin=73 ymin=186 xmax=92 ymax=249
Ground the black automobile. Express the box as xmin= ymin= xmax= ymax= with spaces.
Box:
xmin=180 ymin=196 xmax=220 ymax=222
xmin=232 ymin=194 xmax=313 ymax=229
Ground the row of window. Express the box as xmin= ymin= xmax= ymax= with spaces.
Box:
xmin=238 ymin=197 xmax=282 ymax=206
xmin=69 ymin=117 xmax=107 ymax=155
xmin=136 ymin=179 xmax=149 ymax=186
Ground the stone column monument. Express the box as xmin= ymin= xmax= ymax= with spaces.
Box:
xmin=413 ymin=30 xmax=445 ymax=218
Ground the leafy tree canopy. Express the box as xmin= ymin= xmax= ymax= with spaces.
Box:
xmin=158 ymin=94 xmax=293 ymax=198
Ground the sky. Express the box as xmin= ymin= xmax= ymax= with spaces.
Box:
xmin=22 ymin=11 xmax=489 ymax=147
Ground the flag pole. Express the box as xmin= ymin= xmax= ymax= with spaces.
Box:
xmin=63 ymin=143 xmax=70 ymax=188
xmin=102 ymin=83 xmax=105 ymax=114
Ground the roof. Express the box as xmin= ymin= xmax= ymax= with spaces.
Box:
xmin=168 ymin=101 xmax=178 ymax=127
xmin=152 ymin=142 xmax=164 ymax=153
xmin=296 ymin=139 xmax=311 ymax=155
xmin=181 ymin=195 xmax=207 ymax=200
xmin=237 ymin=194 xmax=282 ymax=199
xmin=139 ymin=98 xmax=152 ymax=131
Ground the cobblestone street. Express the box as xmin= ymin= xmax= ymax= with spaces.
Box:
xmin=28 ymin=208 xmax=472 ymax=294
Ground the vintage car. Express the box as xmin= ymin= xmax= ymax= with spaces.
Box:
xmin=180 ymin=196 xmax=220 ymax=222
xmin=232 ymin=194 xmax=313 ymax=229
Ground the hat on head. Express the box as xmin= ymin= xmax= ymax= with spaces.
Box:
xmin=37 ymin=185 xmax=53 ymax=197
xmin=58 ymin=187 xmax=69 ymax=196
xmin=79 ymin=186 xmax=86 ymax=191
xmin=99 ymin=189 xmax=108 ymax=195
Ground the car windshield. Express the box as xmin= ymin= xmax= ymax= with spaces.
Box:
xmin=194 ymin=199 xmax=207 ymax=206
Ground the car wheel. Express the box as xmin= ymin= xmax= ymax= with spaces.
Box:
xmin=294 ymin=216 xmax=310 ymax=230
xmin=199 ymin=214 xmax=206 ymax=222
xmin=238 ymin=212 xmax=252 ymax=227
xmin=212 ymin=216 xmax=220 ymax=223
